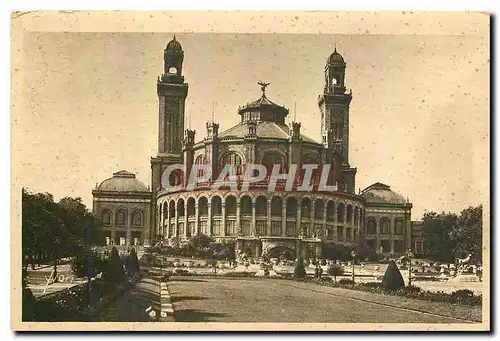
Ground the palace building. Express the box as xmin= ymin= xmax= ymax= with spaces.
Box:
xmin=92 ymin=36 xmax=413 ymax=259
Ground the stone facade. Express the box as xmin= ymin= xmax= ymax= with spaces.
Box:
xmin=92 ymin=170 xmax=152 ymax=246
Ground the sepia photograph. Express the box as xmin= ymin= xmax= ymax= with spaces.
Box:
xmin=10 ymin=11 xmax=490 ymax=331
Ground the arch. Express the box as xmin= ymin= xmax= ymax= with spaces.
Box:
xmin=169 ymin=169 xmax=183 ymax=187
xmin=131 ymin=210 xmax=143 ymax=227
xmin=226 ymin=196 xmax=237 ymax=215
xmin=271 ymin=197 xmax=282 ymax=217
xmin=301 ymin=197 xmax=311 ymax=218
xmin=326 ymin=201 xmax=335 ymax=221
xmin=286 ymin=197 xmax=298 ymax=217
xmin=337 ymin=203 xmax=345 ymax=222
xmin=162 ymin=202 xmax=168 ymax=220
xmin=395 ymin=218 xmax=404 ymax=235
xmin=261 ymin=151 xmax=286 ymax=173
xmin=194 ymin=155 xmax=207 ymax=177
xmin=211 ymin=196 xmax=222 ymax=216
xmin=177 ymin=198 xmax=185 ymax=217
xmin=380 ymin=217 xmax=391 ymax=234
xmin=169 ymin=200 xmax=175 ymax=217
xmin=168 ymin=66 xmax=177 ymax=74
xmin=346 ymin=204 xmax=353 ymax=223
xmin=115 ymin=209 xmax=127 ymax=226
xmin=187 ymin=197 xmax=196 ymax=216
xmin=314 ymin=199 xmax=325 ymax=220
xmin=267 ymin=245 xmax=296 ymax=260
xmin=240 ymin=196 xmax=252 ymax=215
xmin=255 ymin=196 xmax=267 ymax=216
xmin=101 ymin=210 xmax=111 ymax=226
xmin=366 ymin=217 xmax=377 ymax=234
xmin=198 ymin=197 xmax=208 ymax=216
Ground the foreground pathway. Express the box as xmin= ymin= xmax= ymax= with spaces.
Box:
xmin=168 ymin=277 xmax=478 ymax=323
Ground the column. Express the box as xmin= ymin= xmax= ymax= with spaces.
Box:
xmin=207 ymin=202 xmax=212 ymax=236
xmin=333 ymin=203 xmax=338 ymax=241
xmin=126 ymin=213 xmax=132 ymax=246
xmin=390 ymin=216 xmax=395 ymax=254
xmin=236 ymin=200 xmax=241 ymax=236
xmin=251 ymin=199 xmax=256 ymax=236
xmin=296 ymin=197 xmax=302 ymax=237
xmin=351 ymin=206 xmax=355 ymax=241
xmin=376 ymin=216 xmax=381 ymax=251
xmin=310 ymin=200 xmax=315 ymax=238
xmin=266 ymin=198 xmax=272 ymax=236
xmin=281 ymin=198 xmax=287 ymax=237
xmin=221 ymin=201 xmax=226 ymax=236
xmin=343 ymin=203 xmax=348 ymax=241
xmin=322 ymin=202 xmax=327 ymax=239
xmin=194 ymin=202 xmax=199 ymax=235
xmin=166 ymin=202 xmax=171 ymax=239
xmin=184 ymin=202 xmax=188 ymax=237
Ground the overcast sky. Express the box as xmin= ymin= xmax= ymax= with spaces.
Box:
xmin=16 ymin=31 xmax=488 ymax=218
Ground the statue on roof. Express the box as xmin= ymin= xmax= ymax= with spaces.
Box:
xmin=258 ymin=81 xmax=270 ymax=95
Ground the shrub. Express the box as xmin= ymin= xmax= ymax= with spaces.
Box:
xmin=70 ymin=251 xmax=105 ymax=278
xmin=294 ymin=259 xmax=306 ymax=279
xmin=338 ymin=278 xmax=354 ymax=285
xmin=381 ymin=260 xmax=405 ymax=291
xmin=451 ymin=289 xmax=474 ymax=302
xmin=361 ymin=281 xmax=382 ymax=289
xmin=327 ymin=264 xmax=344 ymax=282
xmin=103 ymin=247 xmax=126 ymax=285
xmin=125 ymin=248 xmax=140 ymax=276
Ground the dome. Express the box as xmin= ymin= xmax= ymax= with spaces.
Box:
xmin=328 ymin=49 xmax=345 ymax=64
xmin=360 ymin=182 xmax=407 ymax=204
xmin=165 ymin=36 xmax=183 ymax=52
xmin=97 ymin=170 xmax=149 ymax=192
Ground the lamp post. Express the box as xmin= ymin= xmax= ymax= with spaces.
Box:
xmin=351 ymin=250 xmax=356 ymax=283
xmin=407 ymin=249 xmax=414 ymax=287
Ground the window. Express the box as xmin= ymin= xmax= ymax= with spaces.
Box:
xmin=168 ymin=66 xmax=177 ymax=74
xmin=102 ymin=210 xmax=111 ymax=226
xmin=131 ymin=211 xmax=143 ymax=227
xmin=116 ymin=209 xmax=127 ymax=226
xmin=380 ymin=218 xmax=391 ymax=234
xmin=395 ymin=219 xmax=404 ymax=235
xmin=366 ymin=218 xmax=377 ymax=234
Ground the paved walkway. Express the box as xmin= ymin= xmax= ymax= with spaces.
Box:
xmin=167 ymin=277 xmax=479 ymax=323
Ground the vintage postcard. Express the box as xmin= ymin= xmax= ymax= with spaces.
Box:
xmin=11 ymin=11 xmax=490 ymax=331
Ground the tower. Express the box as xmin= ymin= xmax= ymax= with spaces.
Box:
xmin=151 ymin=36 xmax=189 ymax=244
xmin=157 ymin=35 xmax=189 ymax=155
xmin=318 ymin=47 xmax=356 ymax=193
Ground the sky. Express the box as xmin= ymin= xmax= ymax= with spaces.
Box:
xmin=15 ymin=31 xmax=489 ymax=219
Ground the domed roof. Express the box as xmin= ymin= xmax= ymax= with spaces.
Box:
xmin=97 ymin=170 xmax=149 ymax=192
xmin=165 ymin=36 xmax=183 ymax=52
xmin=328 ymin=48 xmax=345 ymax=64
xmin=361 ymin=182 xmax=407 ymax=204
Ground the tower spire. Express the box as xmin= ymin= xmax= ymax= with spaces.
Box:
xmin=294 ymin=102 xmax=297 ymax=121
xmin=212 ymin=101 xmax=215 ymax=123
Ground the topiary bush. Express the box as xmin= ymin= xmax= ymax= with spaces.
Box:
xmin=294 ymin=258 xmax=306 ymax=279
xmin=327 ymin=263 xmax=344 ymax=283
xmin=381 ymin=260 xmax=405 ymax=291
xmin=103 ymin=247 xmax=126 ymax=285
xmin=125 ymin=248 xmax=140 ymax=277
xmin=70 ymin=251 xmax=105 ymax=279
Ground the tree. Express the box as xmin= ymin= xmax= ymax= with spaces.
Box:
xmin=451 ymin=205 xmax=483 ymax=262
xmin=381 ymin=260 xmax=405 ymax=291
xmin=294 ymin=258 xmax=306 ymax=279
xmin=422 ymin=211 xmax=457 ymax=262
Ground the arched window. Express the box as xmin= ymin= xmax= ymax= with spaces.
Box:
xmin=366 ymin=218 xmax=377 ymax=234
xmin=240 ymin=196 xmax=252 ymax=216
xmin=256 ymin=196 xmax=267 ymax=216
xmin=198 ymin=197 xmax=208 ymax=216
xmin=102 ymin=210 xmax=111 ymax=226
xmin=261 ymin=152 xmax=285 ymax=173
xmin=195 ymin=155 xmax=206 ymax=177
xmin=169 ymin=200 xmax=175 ymax=217
xmin=315 ymin=199 xmax=325 ymax=220
xmin=221 ymin=153 xmax=243 ymax=176
xmin=286 ymin=197 xmax=297 ymax=217
xmin=168 ymin=66 xmax=177 ymax=74
xmin=116 ymin=209 xmax=127 ymax=226
xmin=177 ymin=199 xmax=185 ymax=217
xmin=131 ymin=210 xmax=143 ymax=226
xmin=301 ymin=198 xmax=311 ymax=218
xmin=226 ymin=196 xmax=237 ymax=216
xmin=326 ymin=201 xmax=335 ymax=221
xmin=211 ymin=196 xmax=222 ymax=216
xmin=395 ymin=219 xmax=404 ymax=235
xmin=271 ymin=197 xmax=282 ymax=217
xmin=347 ymin=205 xmax=353 ymax=223
xmin=162 ymin=202 xmax=168 ymax=220
xmin=337 ymin=179 xmax=346 ymax=192
xmin=169 ymin=169 xmax=182 ymax=187
xmin=187 ymin=198 xmax=195 ymax=216
xmin=380 ymin=218 xmax=391 ymax=235
xmin=337 ymin=203 xmax=345 ymax=222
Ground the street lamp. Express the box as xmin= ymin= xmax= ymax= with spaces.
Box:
xmin=407 ymin=249 xmax=414 ymax=287
xmin=350 ymin=250 xmax=356 ymax=283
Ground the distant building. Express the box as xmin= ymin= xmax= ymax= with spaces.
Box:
xmin=411 ymin=220 xmax=425 ymax=256
xmin=92 ymin=37 xmax=415 ymax=257
xmin=92 ymin=170 xmax=151 ymax=246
